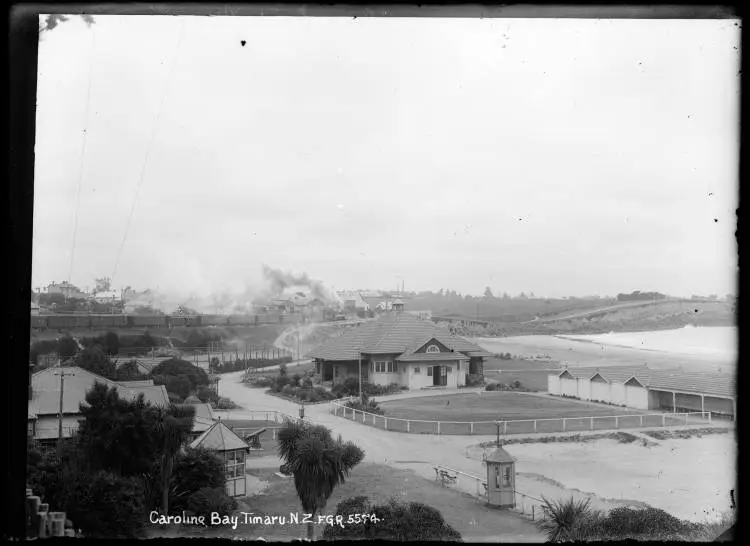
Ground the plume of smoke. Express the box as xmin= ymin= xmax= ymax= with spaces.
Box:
xmin=121 ymin=265 xmax=341 ymax=315
xmin=261 ymin=264 xmax=342 ymax=309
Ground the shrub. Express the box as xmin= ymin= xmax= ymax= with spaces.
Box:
xmin=331 ymin=383 xmax=348 ymax=398
xmin=291 ymin=373 xmax=302 ymax=387
xmin=215 ymin=397 xmax=239 ymax=410
xmin=186 ymin=487 xmax=237 ymax=519
xmin=70 ymin=471 xmax=147 ymax=538
xmin=600 ymin=506 xmax=693 ymax=537
xmin=170 ymin=447 xmax=226 ymax=513
xmin=538 ymin=496 xmax=593 ymax=542
xmin=244 ymin=375 xmax=274 ymax=388
xmin=345 ymin=395 xmax=384 ymax=415
xmin=322 ymin=496 xmax=462 ymax=541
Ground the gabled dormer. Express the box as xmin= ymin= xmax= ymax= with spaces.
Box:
xmin=412 ymin=337 xmax=453 ymax=354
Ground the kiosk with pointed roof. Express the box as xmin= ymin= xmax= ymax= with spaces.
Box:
xmin=190 ymin=421 xmax=250 ymax=497
xmin=485 ymin=446 xmax=516 ymax=508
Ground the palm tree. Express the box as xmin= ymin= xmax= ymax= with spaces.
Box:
xmin=278 ymin=420 xmax=365 ymax=540
xmin=152 ymin=404 xmax=196 ymax=514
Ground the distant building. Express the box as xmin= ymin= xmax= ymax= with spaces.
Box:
xmin=336 ymin=291 xmax=370 ymax=312
xmin=91 ymin=290 xmax=120 ymax=305
xmin=46 ymin=281 xmax=86 ymax=299
xmin=31 ymin=301 xmax=40 ymax=316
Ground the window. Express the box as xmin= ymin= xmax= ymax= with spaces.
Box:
xmin=426 ymin=345 xmax=440 ymax=353
xmin=503 ymin=466 xmax=511 ymax=486
xmin=415 ymin=367 xmax=421 ymax=373
xmin=375 ymin=361 xmax=386 ymax=373
xmin=446 ymin=366 xmax=451 ymax=373
xmin=427 ymin=367 xmax=433 ymax=377
xmin=495 ymin=467 xmax=501 ymax=488
xmin=387 ymin=361 xmax=395 ymax=373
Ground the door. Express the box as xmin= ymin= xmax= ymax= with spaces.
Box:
xmin=440 ymin=365 xmax=448 ymax=386
xmin=433 ymin=366 xmax=441 ymax=386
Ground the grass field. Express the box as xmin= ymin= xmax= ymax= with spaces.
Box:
xmin=361 ymin=392 xmax=657 ymax=435
xmin=380 ymin=392 xmax=643 ymax=422
xmin=146 ymin=463 xmax=541 ymax=542
xmin=480 ymin=356 xmax=559 ymax=392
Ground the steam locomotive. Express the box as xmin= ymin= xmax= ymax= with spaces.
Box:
xmin=29 ymin=311 xmax=305 ymax=331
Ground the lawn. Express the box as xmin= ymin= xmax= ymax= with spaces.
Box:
xmin=146 ymin=463 xmax=541 ymax=542
xmin=380 ymin=392 xmax=645 ymax=422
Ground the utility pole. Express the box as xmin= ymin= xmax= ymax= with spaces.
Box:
xmin=297 ymin=330 xmax=301 ymax=362
xmin=357 ymin=348 xmax=363 ymax=403
xmin=54 ymin=368 xmax=75 ymax=456
xmin=495 ymin=421 xmax=500 ymax=448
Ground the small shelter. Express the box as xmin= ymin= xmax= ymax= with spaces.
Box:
xmin=189 ymin=421 xmax=250 ymax=497
xmin=485 ymin=446 xmax=516 ymax=508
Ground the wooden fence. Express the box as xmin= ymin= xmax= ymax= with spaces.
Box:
xmin=329 ymin=400 xmax=713 ymax=436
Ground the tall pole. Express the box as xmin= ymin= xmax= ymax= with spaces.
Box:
xmin=357 ymin=349 xmax=362 ymax=402
xmin=496 ymin=421 xmax=500 ymax=448
xmin=55 ymin=369 xmax=75 ymax=456
xmin=297 ymin=331 xmax=300 ymax=361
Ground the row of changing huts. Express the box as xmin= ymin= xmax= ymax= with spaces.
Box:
xmin=548 ymin=365 xmax=736 ymax=419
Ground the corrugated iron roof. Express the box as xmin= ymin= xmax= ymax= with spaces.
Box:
xmin=308 ymin=313 xmax=488 ymax=361
xmin=189 ymin=421 xmax=248 ymax=452
xmin=29 ymin=367 xmax=170 ymax=416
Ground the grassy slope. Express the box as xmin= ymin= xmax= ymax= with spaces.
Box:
xmin=146 ymin=463 xmax=541 ymax=541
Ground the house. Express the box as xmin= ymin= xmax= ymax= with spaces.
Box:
xmin=46 ymin=281 xmax=86 ymax=300
xmin=336 ymin=291 xmax=371 ymax=312
xmin=189 ymin=421 xmax=250 ymax=497
xmin=91 ymin=290 xmax=120 ymax=305
xmin=548 ymin=365 xmax=736 ymax=418
xmin=28 ymin=365 xmax=169 ymax=447
xmin=308 ymin=309 xmax=490 ymax=389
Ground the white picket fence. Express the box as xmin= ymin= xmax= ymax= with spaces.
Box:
xmin=329 ymin=400 xmax=713 ymax=436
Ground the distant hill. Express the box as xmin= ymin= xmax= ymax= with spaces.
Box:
xmin=442 ymin=299 xmax=735 ymax=337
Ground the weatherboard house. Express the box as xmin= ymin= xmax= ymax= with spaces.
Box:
xmin=308 ymin=310 xmax=490 ymax=389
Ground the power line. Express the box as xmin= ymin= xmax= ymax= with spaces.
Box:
xmin=68 ymin=26 xmax=97 ymax=284
xmin=111 ymin=20 xmax=186 ymax=284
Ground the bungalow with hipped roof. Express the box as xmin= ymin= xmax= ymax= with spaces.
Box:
xmin=28 ymin=365 xmax=170 ymax=447
xmin=308 ymin=311 xmax=490 ymax=389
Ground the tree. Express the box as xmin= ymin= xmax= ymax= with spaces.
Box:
xmin=152 ymin=404 xmax=196 ymax=514
xmin=484 ymin=286 xmax=494 ymax=298
xmin=169 ymin=447 xmax=227 ymax=512
xmin=75 ymin=345 xmax=117 ymax=379
xmin=58 ymin=336 xmax=79 ymax=362
xmin=502 ymin=292 xmax=510 ymax=300
xmin=151 ymin=358 xmax=209 ymax=400
xmin=113 ymin=360 xmax=148 ymax=382
xmin=76 ymin=383 xmax=160 ymax=477
xmin=104 ymin=331 xmax=120 ymax=356
xmin=277 ymin=420 xmax=365 ymax=540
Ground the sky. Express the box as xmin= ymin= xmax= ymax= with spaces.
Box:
xmin=33 ymin=15 xmax=740 ymax=299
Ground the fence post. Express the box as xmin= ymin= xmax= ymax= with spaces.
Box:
xmin=407 ymin=420 xmax=410 ymax=433
xmin=562 ymin=419 xmax=566 ymax=432
xmin=437 ymin=421 xmax=441 ymax=435
xmin=470 ymin=422 xmax=474 ymax=435
xmin=384 ymin=418 xmax=388 ymax=430
xmin=532 ymin=505 xmax=535 ymax=521
xmin=708 ymin=411 xmax=712 ymax=424
xmin=615 ymin=417 xmax=619 ymax=430
xmin=662 ymin=414 xmax=666 ymax=426
xmin=533 ymin=420 xmax=537 ymax=433
xmin=640 ymin=415 xmax=643 ymax=427
xmin=591 ymin=417 xmax=594 ymax=430
xmin=685 ymin=413 xmax=688 ymax=425
xmin=363 ymin=411 xmax=366 ymax=423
